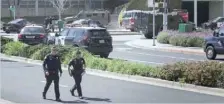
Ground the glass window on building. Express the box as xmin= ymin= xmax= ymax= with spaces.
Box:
xmin=19 ymin=1 xmax=27 ymax=8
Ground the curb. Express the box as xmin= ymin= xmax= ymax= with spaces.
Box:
xmin=125 ymin=41 xmax=204 ymax=55
xmin=0 ymin=99 xmax=15 ymax=104
xmin=1 ymin=54 xmax=224 ymax=98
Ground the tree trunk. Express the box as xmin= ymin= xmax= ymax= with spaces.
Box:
xmin=7 ymin=0 xmax=12 ymax=18
xmin=58 ymin=10 xmax=62 ymax=20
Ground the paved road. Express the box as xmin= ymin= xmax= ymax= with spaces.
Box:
xmin=109 ymin=35 xmax=216 ymax=66
xmin=2 ymin=58 xmax=224 ymax=103
xmin=1 ymin=31 xmax=223 ymax=66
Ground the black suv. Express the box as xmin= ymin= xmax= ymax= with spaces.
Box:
xmin=204 ymin=27 xmax=224 ymax=60
xmin=55 ymin=27 xmax=113 ymax=58
xmin=3 ymin=19 xmax=30 ymax=34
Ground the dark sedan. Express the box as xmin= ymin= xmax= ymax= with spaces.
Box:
xmin=202 ymin=17 xmax=224 ymax=30
xmin=18 ymin=25 xmax=48 ymax=45
xmin=3 ymin=19 xmax=30 ymax=34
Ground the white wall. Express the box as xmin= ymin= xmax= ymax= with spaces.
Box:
xmin=209 ymin=1 xmax=224 ymax=20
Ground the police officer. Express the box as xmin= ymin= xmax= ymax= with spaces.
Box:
xmin=68 ymin=50 xmax=86 ymax=99
xmin=44 ymin=17 xmax=49 ymax=29
xmin=42 ymin=46 xmax=63 ymax=101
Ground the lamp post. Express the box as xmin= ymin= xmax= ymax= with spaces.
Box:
xmin=153 ymin=0 xmax=156 ymax=46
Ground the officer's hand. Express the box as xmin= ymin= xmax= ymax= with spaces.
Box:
xmin=60 ymin=72 xmax=62 ymax=77
xmin=45 ymin=71 xmax=49 ymax=76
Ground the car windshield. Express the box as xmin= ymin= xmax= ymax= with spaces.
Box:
xmin=21 ymin=27 xmax=45 ymax=34
xmin=90 ymin=29 xmax=109 ymax=36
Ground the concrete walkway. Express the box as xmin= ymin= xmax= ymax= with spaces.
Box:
xmin=125 ymin=39 xmax=204 ymax=55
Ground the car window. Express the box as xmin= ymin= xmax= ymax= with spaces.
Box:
xmin=75 ymin=29 xmax=85 ymax=39
xmin=60 ymin=28 xmax=69 ymax=36
xmin=123 ymin=12 xmax=132 ymax=18
xmin=68 ymin=28 xmax=77 ymax=37
xmin=21 ymin=27 xmax=45 ymax=34
xmin=218 ymin=28 xmax=224 ymax=36
xmin=89 ymin=29 xmax=109 ymax=37
xmin=217 ymin=18 xmax=224 ymax=22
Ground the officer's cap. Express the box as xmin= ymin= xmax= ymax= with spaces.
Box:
xmin=76 ymin=50 xmax=81 ymax=55
xmin=51 ymin=46 xmax=57 ymax=51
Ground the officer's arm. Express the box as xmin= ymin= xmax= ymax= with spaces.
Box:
xmin=82 ymin=58 xmax=86 ymax=69
xmin=68 ymin=60 xmax=73 ymax=75
xmin=43 ymin=55 xmax=49 ymax=72
xmin=58 ymin=56 xmax=63 ymax=73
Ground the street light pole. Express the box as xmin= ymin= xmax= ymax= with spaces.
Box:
xmin=163 ymin=0 xmax=168 ymax=31
xmin=194 ymin=0 xmax=197 ymax=28
xmin=153 ymin=0 xmax=156 ymax=46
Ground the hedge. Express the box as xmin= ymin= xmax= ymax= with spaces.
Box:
xmin=157 ymin=30 xmax=212 ymax=47
xmin=1 ymin=37 xmax=224 ymax=89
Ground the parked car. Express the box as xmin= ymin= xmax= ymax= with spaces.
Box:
xmin=204 ymin=27 xmax=224 ymax=60
xmin=0 ymin=21 xmax=5 ymax=30
xmin=55 ymin=26 xmax=113 ymax=58
xmin=3 ymin=18 xmax=30 ymax=34
xmin=202 ymin=17 xmax=224 ymax=30
xmin=18 ymin=25 xmax=49 ymax=45
xmin=120 ymin=10 xmax=194 ymax=39
xmin=66 ymin=19 xmax=106 ymax=28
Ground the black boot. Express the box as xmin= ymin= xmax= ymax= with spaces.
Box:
xmin=70 ymin=89 xmax=75 ymax=96
xmin=42 ymin=92 xmax=46 ymax=99
xmin=56 ymin=98 xmax=61 ymax=102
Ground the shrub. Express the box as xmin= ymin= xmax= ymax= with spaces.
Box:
xmin=157 ymin=30 xmax=212 ymax=47
xmin=3 ymin=42 xmax=27 ymax=56
xmin=161 ymin=61 xmax=224 ymax=87
xmin=1 ymin=37 xmax=13 ymax=46
xmin=1 ymin=37 xmax=14 ymax=53
xmin=2 ymin=41 xmax=224 ymax=88
xmin=157 ymin=32 xmax=171 ymax=44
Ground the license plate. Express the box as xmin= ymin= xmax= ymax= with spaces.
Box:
xmin=99 ymin=40 xmax=105 ymax=43
xmin=26 ymin=36 xmax=35 ymax=38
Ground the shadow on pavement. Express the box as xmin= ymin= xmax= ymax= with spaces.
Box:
xmin=82 ymin=97 xmax=111 ymax=102
xmin=46 ymin=98 xmax=88 ymax=103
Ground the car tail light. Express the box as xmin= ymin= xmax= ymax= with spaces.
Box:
xmin=18 ymin=34 xmax=22 ymax=38
xmin=130 ymin=18 xmax=135 ymax=25
xmin=40 ymin=34 xmax=44 ymax=38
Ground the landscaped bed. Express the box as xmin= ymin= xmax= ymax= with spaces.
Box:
xmin=1 ymin=36 xmax=224 ymax=89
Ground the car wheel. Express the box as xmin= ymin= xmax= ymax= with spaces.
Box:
xmin=100 ymin=53 xmax=109 ymax=58
xmin=6 ymin=31 xmax=10 ymax=34
xmin=130 ymin=29 xmax=135 ymax=32
xmin=206 ymin=46 xmax=217 ymax=60
xmin=144 ymin=33 xmax=153 ymax=39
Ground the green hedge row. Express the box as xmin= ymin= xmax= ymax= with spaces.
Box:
xmin=1 ymin=37 xmax=224 ymax=88
xmin=157 ymin=30 xmax=212 ymax=47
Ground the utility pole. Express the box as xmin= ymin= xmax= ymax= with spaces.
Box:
xmin=163 ymin=0 xmax=168 ymax=31
xmin=194 ymin=0 xmax=197 ymax=28
xmin=153 ymin=0 xmax=156 ymax=46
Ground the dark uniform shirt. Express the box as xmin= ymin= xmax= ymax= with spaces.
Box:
xmin=43 ymin=54 xmax=62 ymax=73
xmin=69 ymin=58 xmax=85 ymax=71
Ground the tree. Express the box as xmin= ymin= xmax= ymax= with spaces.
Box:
xmin=48 ymin=0 xmax=72 ymax=20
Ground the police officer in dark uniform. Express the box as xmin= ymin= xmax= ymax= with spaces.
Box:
xmin=42 ymin=46 xmax=63 ymax=101
xmin=68 ymin=50 xmax=86 ymax=99
xmin=44 ymin=17 xmax=49 ymax=29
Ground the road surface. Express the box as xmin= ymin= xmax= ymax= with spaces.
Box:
xmin=1 ymin=58 xmax=224 ymax=103
xmin=1 ymin=31 xmax=223 ymax=66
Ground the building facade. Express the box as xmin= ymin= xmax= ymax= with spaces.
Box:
xmin=1 ymin=0 xmax=106 ymax=17
xmin=182 ymin=0 xmax=224 ymax=25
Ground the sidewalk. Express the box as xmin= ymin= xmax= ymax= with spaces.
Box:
xmin=125 ymin=39 xmax=204 ymax=55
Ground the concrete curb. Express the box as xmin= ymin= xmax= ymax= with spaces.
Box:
xmin=125 ymin=41 xmax=204 ymax=55
xmin=0 ymin=99 xmax=15 ymax=104
xmin=1 ymin=54 xmax=224 ymax=98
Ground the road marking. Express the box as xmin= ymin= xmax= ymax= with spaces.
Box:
xmin=112 ymin=57 xmax=165 ymax=65
xmin=114 ymin=48 xmax=132 ymax=51
xmin=41 ymin=81 xmax=69 ymax=88
xmin=115 ymin=49 xmax=205 ymax=61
